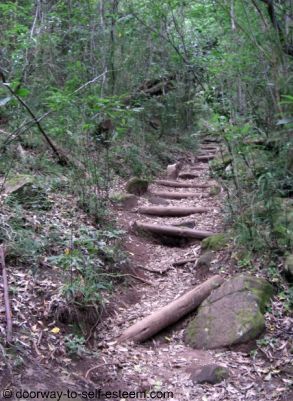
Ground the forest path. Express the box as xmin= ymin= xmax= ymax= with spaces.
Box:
xmin=84 ymin=141 xmax=271 ymax=401
xmin=87 ymin=142 xmax=292 ymax=401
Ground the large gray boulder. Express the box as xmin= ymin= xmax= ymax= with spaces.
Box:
xmin=184 ymin=275 xmax=273 ymax=349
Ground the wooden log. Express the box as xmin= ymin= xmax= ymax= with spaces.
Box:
xmin=138 ymin=206 xmax=208 ymax=217
xmin=154 ymin=179 xmax=210 ymax=189
xmin=198 ymin=154 xmax=216 ymax=159
xmin=150 ymin=191 xmax=199 ymax=199
xmin=173 ymin=257 xmax=197 ymax=267
xmin=178 ymin=172 xmax=199 ymax=179
xmin=196 ymin=155 xmax=215 ymax=162
xmin=200 ymin=145 xmax=218 ymax=152
xmin=118 ymin=275 xmax=224 ymax=343
xmin=0 ymin=246 xmax=12 ymax=343
xmin=202 ymin=138 xmax=221 ymax=144
xmin=190 ymin=166 xmax=206 ymax=170
xmin=133 ymin=221 xmax=214 ymax=239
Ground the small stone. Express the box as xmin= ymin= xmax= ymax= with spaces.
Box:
xmin=284 ymin=254 xmax=293 ymax=282
xmin=209 ymin=185 xmax=221 ymax=196
xmin=110 ymin=193 xmax=138 ymax=209
xmin=126 ymin=177 xmax=149 ymax=195
xmin=189 ymin=363 xmax=229 ymax=384
xmin=196 ymin=252 xmax=213 ymax=268
xmin=166 ymin=162 xmax=183 ymax=180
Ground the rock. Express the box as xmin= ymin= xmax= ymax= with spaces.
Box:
xmin=209 ymin=185 xmax=221 ymax=196
xmin=284 ymin=254 xmax=293 ymax=282
xmin=2 ymin=174 xmax=34 ymax=194
xmin=4 ymin=175 xmax=52 ymax=210
xmin=210 ymin=154 xmax=232 ymax=173
xmin=196 ymin=252 xmax=213 ymax=268
xmin=126 ymin=177 xmax=149 ymax=195
xmin=201 ymin=233 xmax=228 ymax=251
xmin=166 ymin=161 xmax=183 ymax=180
xmin=110 ymin=193 xmax=138 ymax=209
xmin=173 ymin=220 xmax=196 ymax=229
xmin=188 ymin=363 xmax=229 ymax=384
xmin=184 ymin=275 xmax=274 ymax=349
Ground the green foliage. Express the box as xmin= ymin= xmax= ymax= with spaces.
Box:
xmin=48 ymin=225 xmax=126 ymax=308
xmin=64 ymin=334 xmax=86 ymax=357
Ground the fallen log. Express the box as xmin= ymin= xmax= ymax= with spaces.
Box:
xmin=133 ymin=221 xmax=214 ymax=239
xmin=155 ymin=179 xmax=210 ymax=189
xmin=118 ymin=275 xmax=224 ymax=343
xmin=138 ymin=206 xmax=208 ymax=217
xmin=173 ymin=257 xmax=197 ymax=267
xmin=178 ymin=172 xmax=199 ymax=179
xmin=150 ymin=191 xmax=199 ymax=199
xmin=0 ymin=246 xmax=12 ymax=343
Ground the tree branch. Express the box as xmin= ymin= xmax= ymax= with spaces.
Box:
xmin=258 ymin=0 xmax=293 ymax=56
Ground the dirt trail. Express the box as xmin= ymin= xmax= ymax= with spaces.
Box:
xmin=6 ymin=142 xmax=289 ymax=401
xmin=86 ymin=143 xmax=292 ymax=401
xmin=83 ymin=143 xmax=271 ymax=401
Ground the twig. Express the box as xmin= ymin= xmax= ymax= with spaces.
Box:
xmin=73 ymin=70 xmax=108 ymax=94
xmin=0 ymin=245 xmax=13 ymax=343
xmin=85 ymin=364 xmax=105 ymax=379
xmin=173 ymin=257 xmax=197 ymax=267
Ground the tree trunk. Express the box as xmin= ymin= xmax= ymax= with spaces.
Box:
xmin=118 ymin=275 xmax=224 ymax=343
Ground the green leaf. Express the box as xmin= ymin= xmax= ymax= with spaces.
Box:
xmin=16 ymin=88 xmax=30 ymax=98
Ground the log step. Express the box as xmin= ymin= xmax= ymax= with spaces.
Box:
xmin=118 ymin=275 xmax=224 ymax=343
xmin=133 ymin=221 xmax=214 ymax=239
xmin=178 ymin=172 xmax=199 ymax=179
xmin=138 ymin=206 xmax=209 ymax=217
xmin=196 ymin=155 xmax=215 ymax=162
xmin=200 ymin=146 xmax=218 ymax=152
xmin=190 ymin=166 xmax=206 ymax=171
xmin=150 ymin=191 xmax=199 ymax=199
xmin=202 ymin=138 xmax=221 ymax=144
xmin=154 ymin=179 xmax=210 ymax=189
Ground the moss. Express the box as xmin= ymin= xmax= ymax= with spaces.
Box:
xmin=6 ymin=178 xmax=52 ymax=210
xmin=4 ymin=174 xmax=34 ymax=194
xmin=125 ymin=177 xmax=149 ymax=195
xmin=209 ymin=185 xmax=221 ymax=197
xmin=197 ymin=252 xmax=213 ymax=268
xmin=210 ymin=154 xmax=232 ymax=171
xmin=201 ymin=233 xmax=228 ymax=251
xmin=236 ymin=308 xmax=265 ymax=340
xmin=242 ymin=277 xmax=274 ymax=313
xmin=110 ymin=192 xmax=134 ymax=202
xmin=214 ymin=367 xmax=229 ymax=381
